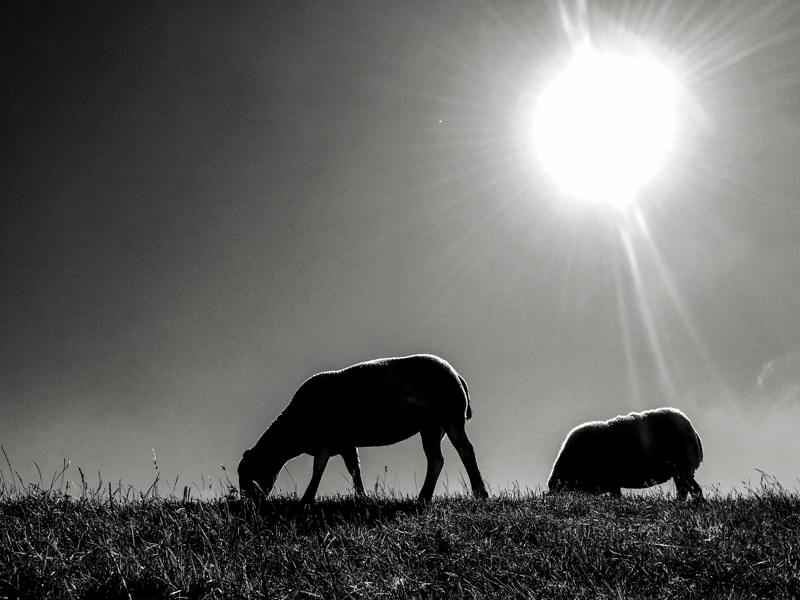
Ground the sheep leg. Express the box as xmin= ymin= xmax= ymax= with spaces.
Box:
xmin=675 ymin=473 xmax=704 ymax=501
xmin=687 ymin=475 xmax=704 ymax=501
xmin=674 ymin=475 xmax=689 ymax=500
xmin=301 ymin=449 xmax=331 ymax=504
xmin=419 ymin=426 xmax=445 ymax=502
xmin=445 ymin=423 xmax=489 ymax=499
xmin=341 ymin=447 xmax=365 ymax=496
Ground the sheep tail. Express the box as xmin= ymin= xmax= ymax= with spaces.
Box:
xmin=458 ymin=375 xmax=473 ymax=421
xmin=696 ymin=431 xmax=704 ymax=464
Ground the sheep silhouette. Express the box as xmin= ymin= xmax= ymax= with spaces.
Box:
xmin=548 ymin=407 xmax=704 ymax=500
xmin=238 ymin=354 xmax=489 ymax=504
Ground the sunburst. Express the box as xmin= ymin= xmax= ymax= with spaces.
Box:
xmin=533 ymin=42 xmax=678 ymax=209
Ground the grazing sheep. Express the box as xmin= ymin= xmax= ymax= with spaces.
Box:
xmin=238 ymin=354 xmax=489 ymax=504
xmin=548 ymin=407 xmax=704 ymax=500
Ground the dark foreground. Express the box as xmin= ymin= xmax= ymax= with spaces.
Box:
xmin=1 ymin=479 xmax=798 ymax=599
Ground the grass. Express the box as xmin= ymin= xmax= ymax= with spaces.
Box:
xmin=0 ymin=462 xmax=799 ymax=599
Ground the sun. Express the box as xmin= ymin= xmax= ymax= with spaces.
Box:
xmin=533 ymin=44 xmax=677 ymax=209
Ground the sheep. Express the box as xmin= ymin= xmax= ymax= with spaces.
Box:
xmin=547 ymin=407 xmax=704 ymax=500
xmin=238 ymin=354 xmax=489 ymax=504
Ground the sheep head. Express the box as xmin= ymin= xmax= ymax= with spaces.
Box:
xmin=237 ymin=449 xmax=282 ymax=501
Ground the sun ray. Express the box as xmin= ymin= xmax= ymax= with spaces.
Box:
xmin=623 ymin=208 xmax=739 ymax=398
xmin=618 ymin=225 xmax=677 ymax=403
xmin=612 ymin=244 xmax=642 ymax=404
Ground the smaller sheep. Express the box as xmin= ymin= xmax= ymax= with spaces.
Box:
xmin=548 ymin=407 xmax=704 ymax=500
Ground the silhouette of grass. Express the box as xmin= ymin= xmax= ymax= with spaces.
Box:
xmin=0 ymin=459 xmax=798 ymax=599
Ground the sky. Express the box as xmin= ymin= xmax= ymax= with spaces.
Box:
xmin=2 ymin=0 xmax=800 ymax=499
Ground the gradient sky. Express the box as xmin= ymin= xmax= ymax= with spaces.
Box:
xmin=2 ymin=0 xmax=800 ymax=498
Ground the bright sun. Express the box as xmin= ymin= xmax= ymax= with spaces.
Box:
xmin=534 ymin=45 xmax=677 ymax=208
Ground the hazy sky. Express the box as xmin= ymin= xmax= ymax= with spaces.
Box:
xmin=3 ymin=0 xmax=800 ymax=498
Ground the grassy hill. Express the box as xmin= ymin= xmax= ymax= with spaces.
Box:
xmin=0 ymin=472 xmax=798 ymax=599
